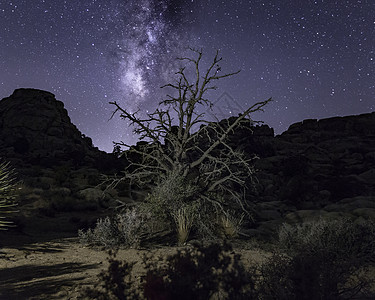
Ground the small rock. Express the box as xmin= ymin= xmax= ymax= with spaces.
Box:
xmin=284 ymin=210 xmax=328 ymax=223
xmin=257 ymin=209 xmax=282 ymax=221
xmin=78 ymin=188 xmax=104 ymax=202
xmin=352 ymin=208 xmax=375 ymax=219
xmin=359 ymin=169 xmax=375 ymax=185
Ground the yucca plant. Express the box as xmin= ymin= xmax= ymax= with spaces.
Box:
xmin=220 ymin=211 xmax=245 ymax=239
xmin=172 ymin=202 xmax=199 ymax=246
xmin=0 ymin=161 xmax=18 ymax=230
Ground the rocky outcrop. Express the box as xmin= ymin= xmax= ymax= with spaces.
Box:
xmin=0 ymin=89 xmax=129 ymax=233
xmin=1 ymin=88 xmax=374 ymax=239
xmin=252 ymin=113 xmax=375 ymax=202
xmin=189 ymin=112 xmax=375 ymax=237
xmin=0 ymin=88 xmax=121 ymax=171
xmin=239 ymin=112 xmax=375 ymax=237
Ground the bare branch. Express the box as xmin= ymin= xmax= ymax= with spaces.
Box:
xmin=109 ymin=48 xmax=271 ymax=238
xmin=190 ymin=98 xmax=272 ymax=169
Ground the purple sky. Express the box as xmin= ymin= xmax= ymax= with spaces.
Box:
xmin=1 ymin=0 xmax=374 ymax=152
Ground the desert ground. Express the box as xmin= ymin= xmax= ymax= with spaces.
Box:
xmin=0 ymin=210 xmax=270 ymax=300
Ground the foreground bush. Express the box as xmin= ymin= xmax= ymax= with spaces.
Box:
xmin=142 ymin=242 xmax=257 ymax=300
xmin=145 ymin=175 xmax=247 ymax=245
xmin=79 ymin=217 xmax=375 ymax=299
xmin=260 ymin=217 xmax=375 ymax=299
xmin=81 ymin=250 xmax=140 ymax=300
xmin=81 ymin=242 xmax=258 ymax=300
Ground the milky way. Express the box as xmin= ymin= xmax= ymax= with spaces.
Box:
xmin=1 ymin=0 xmax=374 ymax=152
xmin=110 ymin=0 xmax=197 ymax=111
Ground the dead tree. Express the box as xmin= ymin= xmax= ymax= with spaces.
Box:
xmin=109 ymin=48 xmax=271 ymax=238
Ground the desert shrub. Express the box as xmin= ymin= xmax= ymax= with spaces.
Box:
xmin=145 ymin=173 xmax=198 ymax=218
xmin=79 ymin=218 xmax=375 ymax=299
xmin=79 ymin=216 xmax=119 ymax=247
xmin=143 ymin=172 xmax=248 ymax=244
xmin=0 ymin=161 xmax=18 ymax=230
xmin=143 ymin=172 xmax=201 ymax=242
xmin=116 ymin=208 xmax=152 ymax=247
xmin=278 ymin=217 xmax=375 ymax=262
xmin=259 ymin=217 xmax=375 ymax=299
xmin=82 ymin=242 xmax=258 ymax=299
xmin=80 ymin=250 xmax=140 ymax=300
xmin=143 ymin=242 xmax=258 ymax=300
xmin=78 ymin=207 xmax=152 ymax=248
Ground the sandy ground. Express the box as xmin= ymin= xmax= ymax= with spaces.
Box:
xmin=2 ymin=210 xmax=373 ymax=299
xmin=0 ymin=213 xmax=270 ymax=300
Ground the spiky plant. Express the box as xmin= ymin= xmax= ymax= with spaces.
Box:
xmin=171 ymin=203 xmax=199 ymax=245
xmin=220 ymin=211 xmax=245 ymax=239
xmin=0 ymin=161 xmax=18 ymax=230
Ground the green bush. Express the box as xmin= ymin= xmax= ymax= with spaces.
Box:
xmin=0 ymin=161 xmax=18 ymax=230
xmin=259 ymin=217 xmax=375 ymax=299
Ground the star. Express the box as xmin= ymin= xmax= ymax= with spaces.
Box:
xmin=0 ymin=0 xmax=373 ymax=152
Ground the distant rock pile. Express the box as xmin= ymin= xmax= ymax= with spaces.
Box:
xmin=237 ymin=113 xmax=375 ymax=237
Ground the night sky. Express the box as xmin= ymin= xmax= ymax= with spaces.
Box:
xmin=1 ymin=0 xmax=374 ymax=153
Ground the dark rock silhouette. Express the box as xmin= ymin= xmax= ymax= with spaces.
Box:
xmin=0 ymin=88 xmax=121 ymax=171
xmin=1 ymin=88 xmax=374 ymax=239
xmin=184 ymin=112 xmax=375 ymax=237
xmin=234 ymin=113 xmax=375 ymax=237
xmin=0 ymin=89 xmax=127 ymax=235
xmin=251 ymin=112 xmax=375 ymax=203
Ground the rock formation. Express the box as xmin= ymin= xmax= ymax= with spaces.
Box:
xmin=0 ymin=89 xmax=127 ymax=233
xmin=251 ymin=112 xmax=375 ymax=203
xmin=1 ymin=88 xmax=374 ymax=239
xmin=238 ymin=113 xmax=375 ymax=237
xmin=181 ymin=112 xmax=375 ymax=237
xmin=0 ymin=88 xmax=120 ymax=171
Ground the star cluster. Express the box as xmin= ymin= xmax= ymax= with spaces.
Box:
xmin=0 ymin=0 xmax=373 ymax=152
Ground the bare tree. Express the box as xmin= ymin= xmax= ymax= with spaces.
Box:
xmin=109 ymin=48 xmax=271 ymax=242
